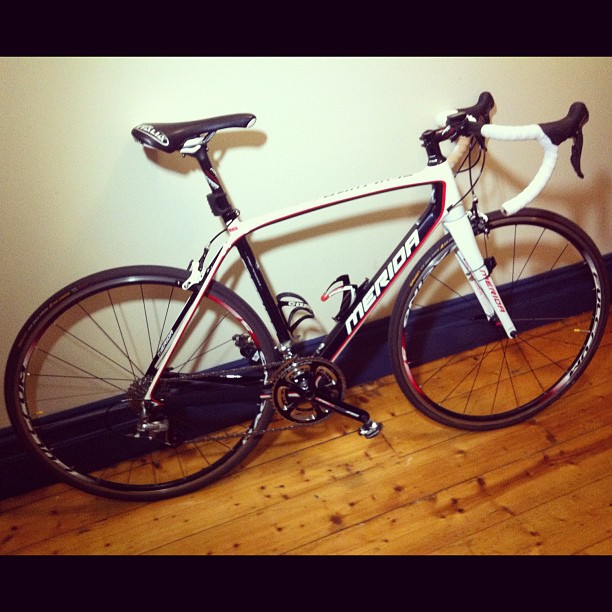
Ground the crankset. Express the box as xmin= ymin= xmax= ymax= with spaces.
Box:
xmin=271 ymin=357 xmax=383 ymax=438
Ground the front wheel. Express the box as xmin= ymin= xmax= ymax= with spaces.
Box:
xmin=389 ymin=208 xmax=609 ymax=430
xmin=4 ymin=266 xmax=277 ymax=501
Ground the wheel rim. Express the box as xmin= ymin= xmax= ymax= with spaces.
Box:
xmin=399 ymin=213 xmax=606 ymax=425
xmin=13 ymin=274 xmax=273 ymax=497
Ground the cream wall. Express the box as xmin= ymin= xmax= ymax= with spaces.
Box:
xmin=1 ymin=57 xmax=610 ymax=428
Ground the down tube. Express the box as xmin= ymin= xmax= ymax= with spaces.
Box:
xmin=317 ymin=182 xmax=445 ymax=362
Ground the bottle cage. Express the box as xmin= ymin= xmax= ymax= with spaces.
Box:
xmin=321 ymin=274 xmax=359 ymax=322
xmin=276 ymin=292 xmax=315 ymax=336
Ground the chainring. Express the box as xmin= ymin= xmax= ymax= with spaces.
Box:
xmin=272 ymin=357 xmax=345 ymax=423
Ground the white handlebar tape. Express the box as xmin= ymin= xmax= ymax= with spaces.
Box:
xmin=481 ymin=124 xmax=559 ymax=215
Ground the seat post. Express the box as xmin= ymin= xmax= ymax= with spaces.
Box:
xmin=192 ymin=140 xmax=292 ymax=347
xmin=194 ymin=143 xmax=238 ymax=223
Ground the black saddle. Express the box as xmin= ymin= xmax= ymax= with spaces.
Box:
xmin=131 ymin=113 xmax=256 ymax=153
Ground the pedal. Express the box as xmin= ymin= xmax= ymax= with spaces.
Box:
xmin=359 ymin=420 xmax=383 ymax=439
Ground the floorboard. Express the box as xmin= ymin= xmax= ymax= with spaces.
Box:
xmin=1 ymin=308 xmax=610 ymax=556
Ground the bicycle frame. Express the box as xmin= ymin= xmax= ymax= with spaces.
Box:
xmin=143 ymin=156 xmax=510 ymax=402
xmin=9 ymin=93 xmax=607 ymax=503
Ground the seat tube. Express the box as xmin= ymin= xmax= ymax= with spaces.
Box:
xmin=235 ymin=237 xmax=293 ymax=347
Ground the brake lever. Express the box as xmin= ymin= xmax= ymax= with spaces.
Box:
xmin=448 ymin=112 xmax=487 ymax=150
xmin=570 ymin=129 xmax=585 ymax=179
xmin=464 ymin=117 xmax=487 ymax=151
xmin=540 ymin=101 xmax=588 ymax=180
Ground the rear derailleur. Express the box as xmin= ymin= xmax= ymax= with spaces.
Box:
xmin=125 ymin=376 xmax=182 ymax=447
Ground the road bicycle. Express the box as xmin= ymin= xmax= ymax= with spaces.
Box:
xmin=4 ymin=92 xmax=609 ymax=502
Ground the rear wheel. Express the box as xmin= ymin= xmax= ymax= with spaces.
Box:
xmin=4 ymin=266 xmax=277 ymax=501
xmin=389 ymin=208 xmax=609 ymax=430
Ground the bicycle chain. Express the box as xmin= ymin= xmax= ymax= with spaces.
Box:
xmin=189 ymin=419 xmax=319 ymax=444
xmin=161 ymin=358 xmax=329 ymax=442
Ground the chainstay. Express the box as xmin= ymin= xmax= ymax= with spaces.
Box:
xmin=165 ymin=358 xmax=361 ymax=443
xmin=166 ymin=358 xmax=321 ymax=442
xmin=172 ymin=359 xmax=283 ymax=381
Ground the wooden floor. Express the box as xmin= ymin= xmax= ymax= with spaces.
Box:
xmin=1 ymin=308 xmax=610 ymax=556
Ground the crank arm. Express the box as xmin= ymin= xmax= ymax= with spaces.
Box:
xmin=314 ymin=395 xmax=383 ymax=438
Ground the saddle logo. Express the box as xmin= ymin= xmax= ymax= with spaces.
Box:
xmin=136 ymin=124 xmax=169 ymax=147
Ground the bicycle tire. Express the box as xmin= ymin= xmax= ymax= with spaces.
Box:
xmin=4 ymin=265 xmax=277 ymax=501
xmin=389 ymin=208 xmax=609 ymax=430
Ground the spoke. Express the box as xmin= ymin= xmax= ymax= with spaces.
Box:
xmin=54 ymin=323 xmax=138 ymax=378
xmin=140 ymin=285 xmax=154 ymax=360
xmin=433 ymin=339 xmax=497 ymax=404
xmin=450 ymin=344 xmax=489 ymax=414
xmin=107 ymin=290 xmax=139 ymax=380
xmin=23 ymin=384 xmax=124 ymax=405
xmin=512 ymin=333 xmax=572 ymax=372
xmin=515 ymin=227 xmax=545 ymax=283
xmin=173 ymin=312 xmax=230 ymax=372
xmin=155 ymin=285 xmax=177 ymax=355
xmin=77 ymin=301 xmax=145 ymax=378
xmin=33 ymin=347 xmax=128 ymax=393
xmin=492 ymin=338 xmax=518 ymax=414
xmin=175 ymin=339 xmax=237 ymax=372
xmin=549 ymin=243 xmax=569 ymax=272
xmin=509 ymin=334 xmax=546 ymax=393
xmin=419 ymin=273 xmax=463 ymax=301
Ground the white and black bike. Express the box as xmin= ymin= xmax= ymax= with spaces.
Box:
xmin=4 ymin=92 xmax=609 ymax=501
